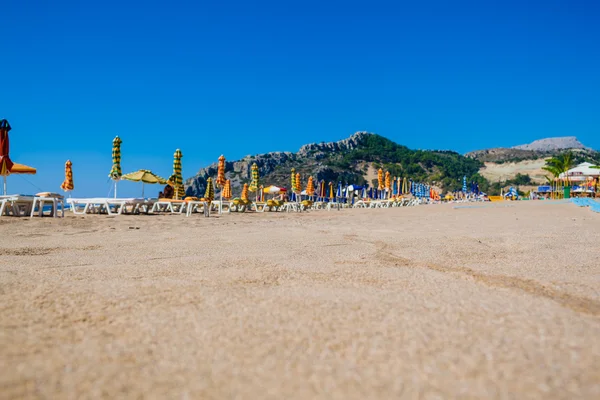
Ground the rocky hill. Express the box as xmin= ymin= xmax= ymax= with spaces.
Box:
xmin=185 ymin=132 xmax=484 ymax=197
xmin=512 ymin=137 xmax=589 ymax=151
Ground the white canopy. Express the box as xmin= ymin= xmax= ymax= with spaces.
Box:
xmin=559 ymin=162 xmax=599 ymax=181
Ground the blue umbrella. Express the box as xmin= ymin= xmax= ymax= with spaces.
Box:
xmin=462 ymin=176 xmax=467 ymax=193
xmin=368 ymin=187 xmax=373 ymax=199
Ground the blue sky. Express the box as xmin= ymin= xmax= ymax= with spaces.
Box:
xmin=2 ymin=0 xmax=599 ymax=196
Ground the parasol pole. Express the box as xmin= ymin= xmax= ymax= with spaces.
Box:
xmin=3 ymin=175 xmax=6 ymax=196
xmin=142 ymin=182 xmax=145 ymax=198
xmin=114 ymin=180 xmax=118 ymax=199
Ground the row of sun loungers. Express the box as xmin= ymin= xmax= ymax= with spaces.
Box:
xmin=571 ymin=198 xmax=600 ymax=213
xmin=0 ymin=194 xmax=65 ymax=217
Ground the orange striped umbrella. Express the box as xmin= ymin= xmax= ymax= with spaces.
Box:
xmin=377 ymin=168 xmax=384 ymax=190
xmin=223 ymin=179 xmax=232 ymax=199
xmin=295 ymin=172 xmax=301 ymax=192
xmin=306 ymin=176 xmax=315 ymax=196
xmin=241 ymin=183 xmax=249 ymax=201
xmin=60 ymin=160 xmax=74 ymax=192
xmin=385 ymin=171 xmax=391 ymax=192
xmin=217 ymin=155 xmax=226 ymax=187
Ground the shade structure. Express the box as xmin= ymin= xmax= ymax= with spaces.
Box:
xmin=403 ymin=177 xmax=408 ymax=194
xmin=319 ymin=180 xmax=326 ymax=198
xmin=217 ymin=155 xmax=226 ymax=187
xmin=122 ymin=169 xmax=168 ymax=197
xmin=295 ymin=172 xmax=301 ymax=192
xmin=0 ymin=119 xmax=14 ymax=176
xmin=291 ymin=168 xmax=296 ymax=192
xmin=329 ymin=182 xmax=334 ymax=199
xmin=263 ymin=185 xmax=286 ymax=194
xmin=168 ymin=149 xmax=185 ymax=199
xmin=377 ymin=168 xmax=384 ymax=190
xmin=462 ymin=176 xmax=467 ymax=193
xmin=241 ymin=183 xmax=249 ymax=201
xmin=204 ymin=177 xmax=215 ymax=202
xmin=223 ymin=179 xmax=232 ymax=199
xmin=60 ymin=160 xmax=74 ymax=192
xmin=249 ymin=163 xmax=259 ymax=192
xmin=108 ymin=136 xmax=122 ymax=180
xmin=306 ymin=176 xmax=315 ymax=196
xmin=385 ymin=171 xmax=391 ymax=195
xmin=0 ymin=119 xmax=37 ymax=195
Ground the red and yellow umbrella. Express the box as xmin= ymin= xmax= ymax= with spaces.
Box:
xmin=0 ymin=119 xmax=36 ymax=195
xmin=60 ymin=160 xmax=74 ymax=192
xmin=295 ymin=172 xmax=301 ymax=192
xmin=217 ymin=155 xmax=226 ymax=187
xmin=385 ymin=171 xmax=391 ymax=192
xmin=306 ymin=176 xmax=315 ymax=196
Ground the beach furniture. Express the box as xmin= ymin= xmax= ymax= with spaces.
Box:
xmin=30 ymin=192 xmax=65 ymax=217
xmin=0 ymin=195 xmax=35 ymax=216
xmin=67 ymin=197 xmax=151 ymax=215
xmin=152 ymin=199 xmax=186 ymax=214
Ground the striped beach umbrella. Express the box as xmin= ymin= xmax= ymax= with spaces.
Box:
xmin=377 ymin=168 xmax=384 ymax=190
xmin=291 ymin=168 xmax=296 ymax=191
xmin=108 ymin=136 xmax=122 ymax=198
xmin=204 ymin=177 xmax=215 ymax=202
xmin=60 ymin=160 xmax=74 ymax=192
xmin=223 ymin=179 xmax=232 ymax=199
xmin=249 ymin=163 xmax=259 ymax=192
xmin=217 ymin=155 xmax=226 ymax=187
xmin=306 ymin=176 xmax=315 ymax=196
xmin=385 ymin=171 xmax=391 ymax=197
xmin=170 ymin=149 xmax=185 ymax=199
xmin=295 ymin=172 xmax=301 ymax=192
xmin=241 ymin=183 xmax=249 ymax=201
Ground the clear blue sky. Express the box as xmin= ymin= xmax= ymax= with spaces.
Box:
xmin=2 ymin=0 xmax=599 ymax=197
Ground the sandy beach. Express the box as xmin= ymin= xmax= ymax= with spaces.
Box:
xmin=1 ymin=201 xmax=599 ymax=399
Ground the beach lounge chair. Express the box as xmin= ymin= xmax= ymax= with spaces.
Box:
xmin=0 ymin=195 xmax=35 ymax=216
xmin=30 ymin=193 xmax=65 ymax=218
xmin=151 ymin=199 xmax=186 ymax=214
xmin=67 ymin=198 xmax=150 ymax=215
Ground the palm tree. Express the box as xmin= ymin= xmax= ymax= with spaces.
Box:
xmin=543 ymin=152 xmax=575 ymax=184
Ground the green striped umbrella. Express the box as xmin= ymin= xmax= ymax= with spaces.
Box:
xmin=108 ymin=136 xmax=122 ymax=198
xmin=171 ymin=149 xmax=185 ymax=199
xmin=108 ymin=136 xmax=122 ymax=180
xmin=249 ymin=163 xmax=259 ymax=192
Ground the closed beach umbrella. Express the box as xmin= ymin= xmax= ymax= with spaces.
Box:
xmin=204 ymin=177 xmax=215 ymax=202
xmin=0 ymin=119 xmax=37 ymax=195
xmin=378 ymin=168 xmax=384 ymax=190
xmin=122 ymin=169 xmax=168 ymax=198
xmin=223 ymin=179 xmax=232 ymax=199
xmin=319 ymin=180 xmax=326 ymax=199
xmin=385 ymin=171 xmax=391 ymax=197
xmin=295 ymin=172 xmax=301 ymax=193
xmin=329 ymin=182 xmax=334 ymax=199
xmin=462 ymin=176 xmax=467 ymax=193
xmin=291 ymin=168 xmax=296 ymax=191
xmin=306 ymin=176 xmax=315 ymax=196
xmin=108 ymin=136 xmax=123 ymax=198
xmin=241 ymin=183 xmax=249 ymax=201
xmin=249 ymin=163 xmax=259 ymax=192
xmin=217 ymin=155 xmax=226 ymax=187
xmin=170 ymin=149 xmax=185 ymax=199
xmin=60 ymin=160 xmax=74 ymax=192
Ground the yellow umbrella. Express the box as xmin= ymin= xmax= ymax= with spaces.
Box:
xmin=377 ymin=168 xmax=384 ymax=190
xmin=204 ymin=177 xmax=215 ymax=202
xmin=306 ymin=176 xmax=315 ymax=196
xmin=295 ymin=172 xmax=301 ymax=192
xmin=170 ymin=149 xmax=185 ymax=199
xmin=249 ymin=163 xmax=259 ymax=192
xmin=60 ymin=160 xmax=74 ymax=192
xmin=385 ymin=171 xmax=391 ymax=197
xmin=241 ymin=183 xmax=249 ymax=201
xmin=291 ymin=168 xmax=296 ymax=192
xmin=329 ymin=182 xmax=334 ymax=199
xmin=223 ymin=179 xmax=232 ymax=199
xmin=122 ymin=169 xmax=168 ymax=198
xmin=1 ymin=119 xmax=37 ymax=195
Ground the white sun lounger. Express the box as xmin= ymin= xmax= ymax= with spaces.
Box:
xmin=30 ymin=194 xmax=65 ymax=218
xmin=0 ymin=195 xmax=35 ymax=217
xmin=67 ymin=198 xmax=149 ymax=215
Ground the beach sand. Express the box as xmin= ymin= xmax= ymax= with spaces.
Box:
xmin=1 ymin=202 xmax=599 ymax=399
